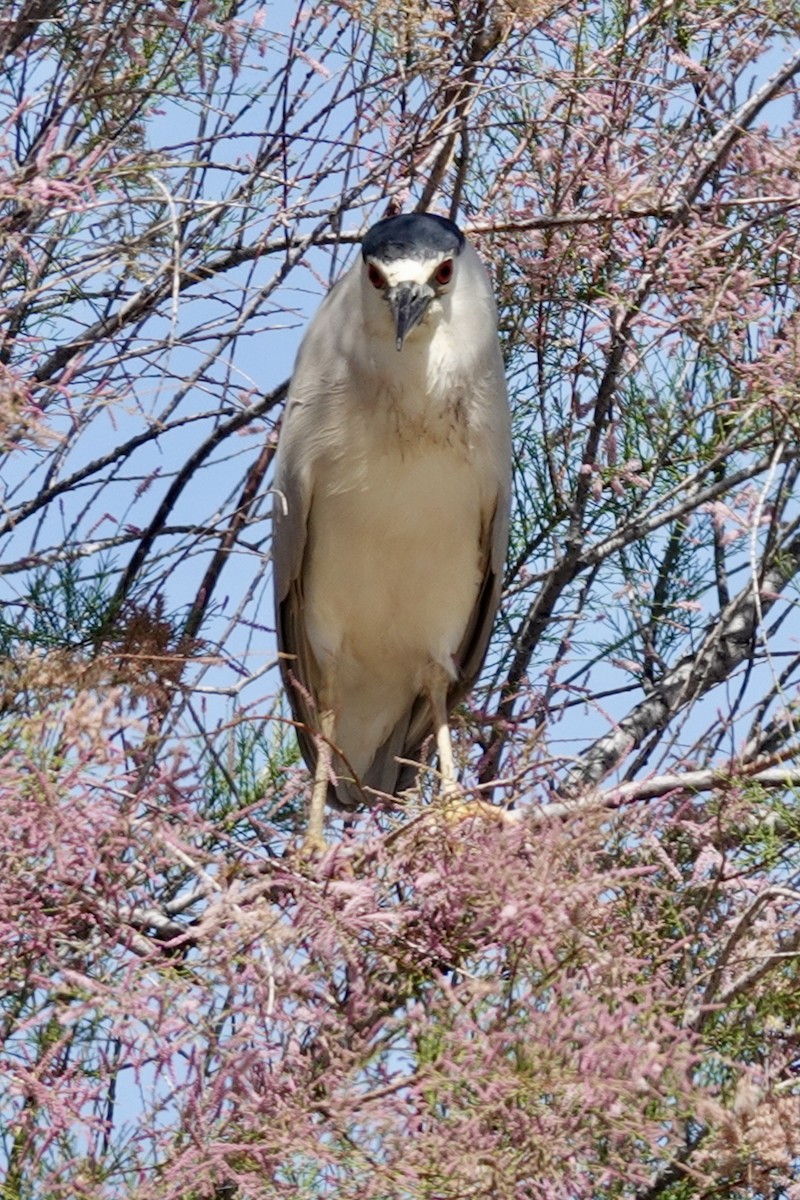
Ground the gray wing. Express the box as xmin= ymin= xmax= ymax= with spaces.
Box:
xmin=272 ymin=273 xmax=350 ymax=609
xmin=272 ymin=407 xmax=323 ymax=781
xmin=454 ymin=477 xmax=511 ymax=696
xmin=272 ymin=274 xmax=361 ymax=797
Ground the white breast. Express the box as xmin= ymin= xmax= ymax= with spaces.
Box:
xmin=302 ymin=362 xmax=500 ymax=774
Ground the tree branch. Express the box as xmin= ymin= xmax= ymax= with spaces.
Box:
xmin=561 ymin=530 xmax=800 ymax=795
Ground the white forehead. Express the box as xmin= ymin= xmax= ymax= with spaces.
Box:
xmin=363 ymin=254 xmax=450 ymax=286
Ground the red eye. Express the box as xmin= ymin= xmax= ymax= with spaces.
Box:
xmin=434 ymin=259 xmax=453 ymax=286
xmin=367 ymin=263 xmax=386 ymax=289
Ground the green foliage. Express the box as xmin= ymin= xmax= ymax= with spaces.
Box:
xmin=0 ymin=559 xmax=116 ymax=656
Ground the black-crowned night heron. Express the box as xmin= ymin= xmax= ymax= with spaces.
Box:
xmin=272 ymin=212 xmax=511 ymax=847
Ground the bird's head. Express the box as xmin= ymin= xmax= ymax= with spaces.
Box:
xmin=360 ymin=212 xmax=465 ymax=351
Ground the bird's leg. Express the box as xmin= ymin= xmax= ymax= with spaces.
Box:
xmin=305 ymin=706 xmax=335 ymax=854
xmin=426 ymin=668 xmax=507 ymax=827
xmin=427 ymin=670 xmax=460 ymax=799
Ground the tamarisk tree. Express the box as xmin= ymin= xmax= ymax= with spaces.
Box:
xmin=1 ymin=1 xmax=800 ymax=1196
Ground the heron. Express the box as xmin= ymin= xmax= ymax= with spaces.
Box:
xmin=272 ymin=211 xmax=511 ymax=848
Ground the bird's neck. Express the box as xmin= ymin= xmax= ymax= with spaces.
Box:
xmin=361 ymin=329 xmax=479 ymax=449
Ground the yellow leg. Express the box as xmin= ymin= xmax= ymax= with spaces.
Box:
xmin=427 ymin=672 xmax=460 ymax=798
xmin=427 ymin=667 xmax=509 ymax=825
xmin=304 ymin=707 xmax=335 ymax=854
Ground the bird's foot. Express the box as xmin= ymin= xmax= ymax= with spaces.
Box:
xmin=440 ymin=776 xmax=462 ymax=803
xmin=298 ymin=830 xmax=328 ymax=860
xmin=288 ymin=832 xmax=359 ymax=881
xmin=440 ymin=792 xmax=518 ymax=828
xmin=435 ymin=775 xmax=470 ymax=820
xmin=282 ymin=830 xmax=327 ymax=868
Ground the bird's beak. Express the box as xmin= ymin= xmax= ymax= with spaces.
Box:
xmin=387 ymin=282 xmax=435 ymax=351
